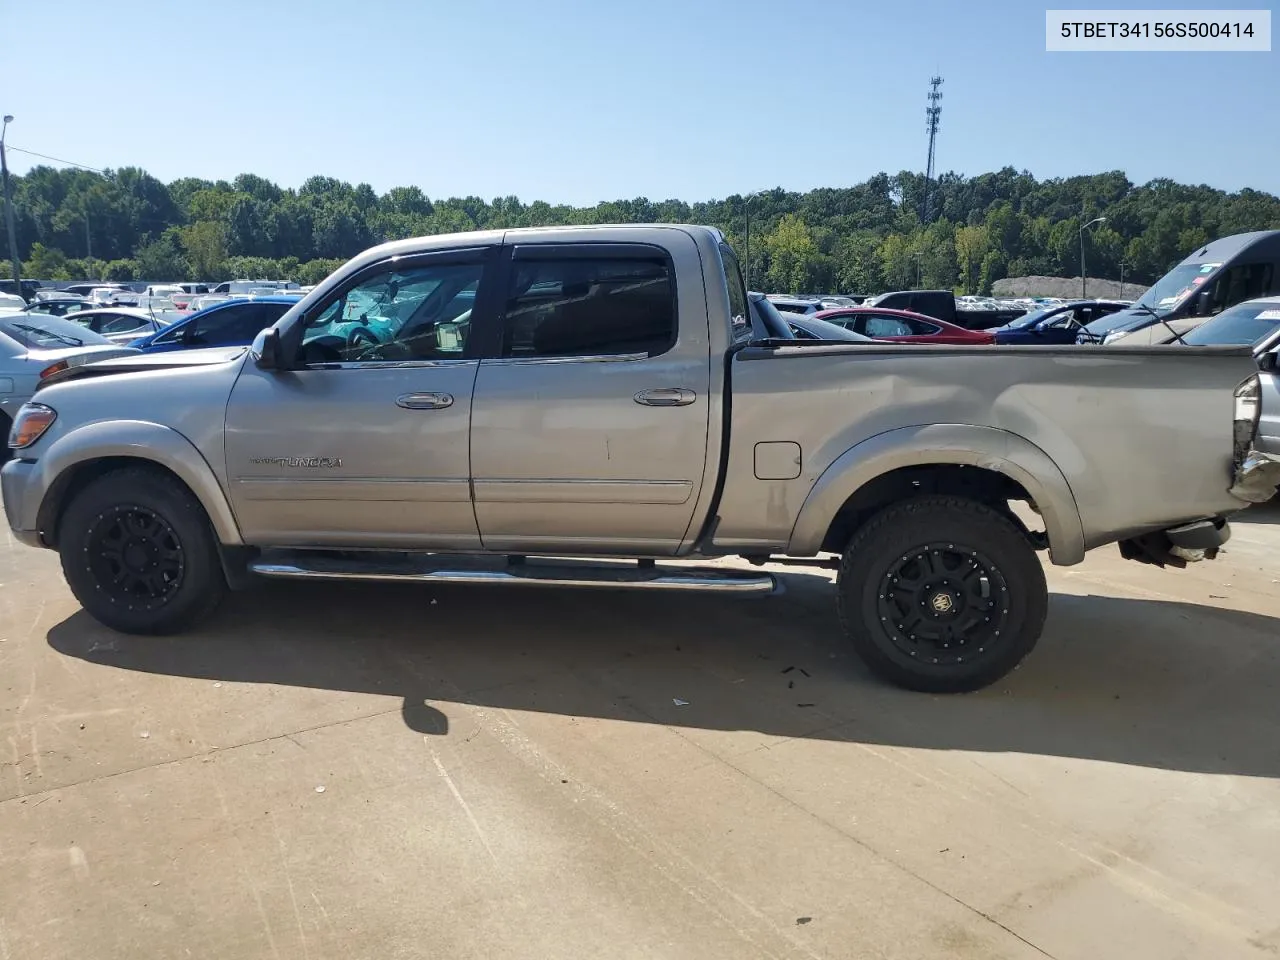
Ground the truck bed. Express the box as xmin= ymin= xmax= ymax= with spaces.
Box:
xmin=712 ymin=343 xmax=1257 ymax=558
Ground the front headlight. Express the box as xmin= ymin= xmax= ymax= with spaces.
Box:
xmin=8 ymin=402 xmax=57 ymax=450
xmin=1101 ymin=330 xmax=1128 ymax=345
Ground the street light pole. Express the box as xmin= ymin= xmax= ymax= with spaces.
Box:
xmin=1079 ymin=216 xmax=1106 ymax=299
xmin=1119 ymin=260 xmax=1127 ymax=299
xmin=742 ymin=191 xmax=761 ymax=290
xmin=1 ymin=115 xmax=21 ymax=291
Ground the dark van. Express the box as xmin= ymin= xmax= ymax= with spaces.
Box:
xmin=1079 ymin=230 xmax=1280 ymax=344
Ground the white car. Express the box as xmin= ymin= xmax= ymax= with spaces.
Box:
xmin=0 ymin=314 xmax=141 ymax=457
xmin=0 ymin=292 xmax=27 ymax=313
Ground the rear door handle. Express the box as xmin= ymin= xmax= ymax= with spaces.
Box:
xmin=396 ymin=392 xmax=454 ymax=410
xmin=634 ymin=387 xmax=697 ymax=407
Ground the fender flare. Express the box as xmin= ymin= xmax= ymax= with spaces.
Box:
xmin=786 ymin=423 xmax=1086 ymax=565
xmin=33 ymin=419 xmax=243 ymax=546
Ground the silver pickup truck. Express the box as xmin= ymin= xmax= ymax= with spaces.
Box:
xmin=3 ymin=225 xmax=1274 ymax=692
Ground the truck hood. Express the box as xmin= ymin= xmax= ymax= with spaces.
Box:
xmin=37 ymin=346 xmax=247 ymax=390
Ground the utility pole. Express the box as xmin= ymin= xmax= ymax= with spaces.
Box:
xmin=1 ymin=115 xmax=20 ymax=291
xmin=1118 ymin=260 xmax=1128 ymax=299
xmin=921 ymin=76 xmax=944 ymax=224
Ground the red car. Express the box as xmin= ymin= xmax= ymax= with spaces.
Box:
xmin=812 ymin=307 xmax=995 ymax=344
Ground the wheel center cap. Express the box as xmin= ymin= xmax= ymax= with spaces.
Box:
xmin=124 ymin=541 xmax=152 ymax=572
xmin=929 ymin=591 xmax=956 ymax=614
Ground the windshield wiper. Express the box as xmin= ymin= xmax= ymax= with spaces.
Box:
xmin=12 ymin=323 xmax=82 ymax=347
xmin=1132 ymin=302 xmax=1188 ymax=345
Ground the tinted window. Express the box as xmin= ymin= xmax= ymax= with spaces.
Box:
xmin=300 ymin=261 xmax=482 ymax=364
xmin=97 ymin=313 xmax=152 ymax=335
xmin=501 ymin=255 xmax=675 ymax=358
xmin=1203 ymin=262 xmax=1276 ymax=314
xmin=905 ymin=317 xmax=942 ymax=335
xmin=719 ymin=242 xmax=749 ymax=343
xmin=864 ymin=314 xmax=915 ymax=337
xmin=187 ymin=303 xmax=291 ymax=346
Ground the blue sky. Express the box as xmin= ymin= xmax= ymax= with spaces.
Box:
xmin=5 ymin=0 xmax=1276 ymax=204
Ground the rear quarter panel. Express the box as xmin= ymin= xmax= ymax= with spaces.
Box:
xmin=713 ymin=344 xmax=1256 ymax=559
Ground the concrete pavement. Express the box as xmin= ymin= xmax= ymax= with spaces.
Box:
xmin=3 ymin=504 xmax=1280 ymax=959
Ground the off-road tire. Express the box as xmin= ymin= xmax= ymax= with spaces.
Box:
xmin=59 ymin=467 xmax=227 ymax=634
xmin=836 ymin=496 xmax=1048 ymax=693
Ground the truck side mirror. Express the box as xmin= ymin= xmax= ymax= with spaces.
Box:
xmin=253 ymin=327 xmax=286 ymax=370
xmin=1260 ymin=350 xmax=1279 ymax=373
xmin=1195 ymin=290 xmax=1213 ymax=316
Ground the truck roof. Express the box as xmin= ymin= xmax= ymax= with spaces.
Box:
xmin=348 ymin=224 xmax=724 ymax=272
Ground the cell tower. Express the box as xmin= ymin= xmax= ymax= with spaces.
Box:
xmin=922 ymin=76 xmax=944 ymax=223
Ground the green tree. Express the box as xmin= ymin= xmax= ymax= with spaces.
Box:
xmin=103 ymin=259 xmax=138 ymax=281
xmin=762 ymin=215 xmax=819 ymax=293
xmin=135 ymin=233 xmax=189 ymax=279
xmin=180 ymin=221 xmax=228 ymax=279
xmin=954 ymin=224 xmax=989 ymax=294
xmin=26 ymin=243 xmax=70 ymax=279
xmin=876 ymin=233 xmax=913 ymax=289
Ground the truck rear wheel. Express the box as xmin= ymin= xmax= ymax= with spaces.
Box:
xmin=836 ymin=496 xmax=1047 ymax=693
xmin=59 ymin=468 xmax=227 ymax=635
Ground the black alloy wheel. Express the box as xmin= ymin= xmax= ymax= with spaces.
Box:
xmin=60 ymin=467 xmax=228 ymax=634
xmin=86 ymin=505 xmax=186 ymax=611
xmin=875 ymin=543 xmax=1009 ymax=667
xmin=837 ymin=496 xmax=1048 ymax=693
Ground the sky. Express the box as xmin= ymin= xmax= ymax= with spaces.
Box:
xmin=4 ymin=0 xmax=1277 ymax=205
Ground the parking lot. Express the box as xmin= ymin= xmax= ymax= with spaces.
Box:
xmin=2 ymin=502 xmax=1279 ymax=959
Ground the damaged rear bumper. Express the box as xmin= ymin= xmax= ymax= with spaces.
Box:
xmin=1230 ymin=448 xmax=1280 ymax=504
xmin=1119 ymin=516 xmax=1231 ymax=568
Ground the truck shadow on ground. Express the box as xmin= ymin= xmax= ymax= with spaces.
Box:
xmin=47 ymin=568 xmax=1280 ymax=779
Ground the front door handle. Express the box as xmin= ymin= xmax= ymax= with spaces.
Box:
xmin=634 ymin=387 xmax=696 ymax=407
xmin=396 ymin=392 xmax=454 ymax=410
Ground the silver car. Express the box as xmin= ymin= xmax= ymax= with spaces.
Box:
xmin=62 ymin=307 xmax=170 ymax=345
xmin=0 ymin=315 xmax=141 ymax=458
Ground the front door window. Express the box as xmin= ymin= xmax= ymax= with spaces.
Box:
xmin=299 ymin=263 xmax=482 ymax=365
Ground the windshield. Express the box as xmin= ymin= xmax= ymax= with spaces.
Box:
xmin=1135 ymin=261 xmax=1222 ymax=316
xmin=1183 ymin=301 xmax=1280 ymax=348
xmin=0 ymin=315 xmax=109 ymax=348
xmin=1006 ymin=306 xmax=1060 ymax=329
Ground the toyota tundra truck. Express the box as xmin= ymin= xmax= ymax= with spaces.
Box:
xmin=4 ymin=225 xmax=1274 ymax=692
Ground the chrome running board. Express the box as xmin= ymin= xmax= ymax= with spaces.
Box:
xmin=248 ymin=550 xmax=778 ymax=596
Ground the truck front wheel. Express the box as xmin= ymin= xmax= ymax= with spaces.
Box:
xmin=58 ymin=468 xmax=228 ymax=635
xmin=836 ymin=496 xmax=1048 ymax=693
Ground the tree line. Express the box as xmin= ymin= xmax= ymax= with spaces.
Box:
xmin=4 ymin=165 xmax=1279 ymax=293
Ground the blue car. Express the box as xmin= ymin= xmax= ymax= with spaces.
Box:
xmin=132 ymin=295 xmax=302 ymax=353
xmin=992 ymin=300 xmax=1129 ymax=345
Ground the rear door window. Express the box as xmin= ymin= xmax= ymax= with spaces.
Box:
xmin=500 ymin=251 xmax=676 ymax=358
xmin=864 ymin=314 xmax=915 ymax=337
